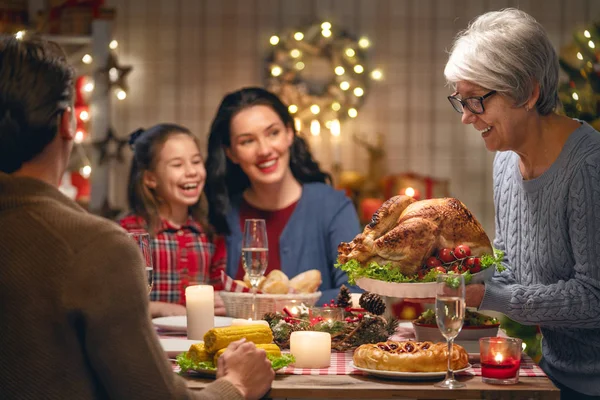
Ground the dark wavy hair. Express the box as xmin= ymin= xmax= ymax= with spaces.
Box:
xmin=205 ymin=87 xmax=331 ymax=234
xmin=127 ymin=123 xmax=211 ymax=236
xmin=0 ymin=35 xmax=74 ymax=173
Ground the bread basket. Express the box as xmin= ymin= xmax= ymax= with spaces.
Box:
xmin=220 ymin=291 xmax=322 ymax=319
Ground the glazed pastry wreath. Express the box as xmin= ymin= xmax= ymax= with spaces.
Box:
xmin=353 ymin=340 xmax=469 ymax=372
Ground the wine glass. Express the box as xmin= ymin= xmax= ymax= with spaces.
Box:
xmin=128 ymin=232 xmax=153 ymax=294
xmin=241 ymin=219 xmax=268 ymax=319
xmin=434 ymin=273 xmax=466 ymax=389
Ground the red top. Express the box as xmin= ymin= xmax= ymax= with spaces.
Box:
xmin=119 ymin=215 xmax=225 ymax=305
xmin=235 ymin=198 xmax=298 ymax=280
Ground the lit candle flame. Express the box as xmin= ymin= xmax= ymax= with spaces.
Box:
xmin=405 ymin=187 xmax=415 ymax=197
xmin=494 ymin=352 xmax=504 ymax=363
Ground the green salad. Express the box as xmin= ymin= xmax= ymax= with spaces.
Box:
xmin=414 ymin=309 xmax=500 ymax=327
xmin=335 ymin=248 xmax=505 ymax=285
xmin=176 ymin=352 xmax=296 ymax=374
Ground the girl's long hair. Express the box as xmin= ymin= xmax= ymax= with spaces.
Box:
xmin=127 ymin=123 xmax=211 ymax=236
xmin=205 ymin=87 xmax=331 ymax=235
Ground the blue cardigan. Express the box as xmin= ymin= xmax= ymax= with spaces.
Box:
xmin=225 ymin=182 xmax=361 ymax=303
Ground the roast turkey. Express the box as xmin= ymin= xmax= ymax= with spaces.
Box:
xmin=338 ymin=195 xmax=492 ymax=277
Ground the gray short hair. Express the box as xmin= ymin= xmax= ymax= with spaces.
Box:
xmin=444 ymin=8 xmax=560 ymax=115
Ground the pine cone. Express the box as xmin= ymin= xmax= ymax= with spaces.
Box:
xmin=359 ymin=292 xmax=386 ymax=315
xmin=336 ymin=285 xmax=352 ymax=308
xmin=263 ymin=312 xmax=279 ymax=325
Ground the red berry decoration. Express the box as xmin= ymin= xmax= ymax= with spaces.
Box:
xmin=438 ymin=248 xmax=455 ymax=263
xmin=454 ymin=244 xmax=471 ymax=259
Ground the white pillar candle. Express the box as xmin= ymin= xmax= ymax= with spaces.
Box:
xmin=231 ymin=318 xmax=270 ymax=327
xmin=186 ymin=285 xmax=214 ymax=340
xmin=290 ymin=331 xmax=331 ymax=369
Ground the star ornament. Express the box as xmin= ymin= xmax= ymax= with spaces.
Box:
xmin=96 ymin=51 xmax=132 ymax=93
xmin=92 ymin=128 xmax=129 ymax=165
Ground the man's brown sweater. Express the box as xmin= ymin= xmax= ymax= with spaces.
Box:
xmin=0 ymin=173 xmax=243 ymax=399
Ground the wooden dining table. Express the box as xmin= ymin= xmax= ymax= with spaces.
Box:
xmin=183 ymin=372 xmax=559 ymax=399
xmin=179 ymin=350 xmax=559 ymax=400
xmin=158 ymin=317 xmax=559 ymax=399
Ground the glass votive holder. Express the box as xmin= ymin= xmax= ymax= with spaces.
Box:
xmin=311 ymin=307 xmax=344 ymax=323
xmin=479 ymin=337 xmax=523 ymax=384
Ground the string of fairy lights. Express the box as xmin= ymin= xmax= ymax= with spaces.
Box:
xmin=566 ymin=28 xmax=598 ymax=109
xmin=265 ymin=21 xmax=383 ymax=144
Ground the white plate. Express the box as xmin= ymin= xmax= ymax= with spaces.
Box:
xmin=356 ymin=265 xmax=496 ymax=298
xmin=160 ymin=338 xmax=199 ymax=358
xmin=349 ymin=362 xmax=471 ymax=380
xmin=152 ymin=316 xmax=234 ymax=332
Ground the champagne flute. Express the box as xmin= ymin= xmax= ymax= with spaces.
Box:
xmin=434 ymin=273 xmax=466 ymax=389
xmin=241 ymin=219 xmax=268 ymax=320
xmin=128 ymin=232 xmax=153 ymax=294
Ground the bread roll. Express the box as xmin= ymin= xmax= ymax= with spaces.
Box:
xmin=353 ymin=340 xmax=469 ymax=372
xmin=260 ymin=270 xmax=290 ymax=294
xmin=261 ymin=280 xmax=289 ymax=294
xmin=289 ymin=269 xmax=322 ymax=293
xmin=265 ymin=269 xmax=289 ymax=283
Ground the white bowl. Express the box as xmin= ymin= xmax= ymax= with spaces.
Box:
xmin=355 ymin=265 xmax=496 ymax=298
xmin=412 ymin=322 xmax=500 ymax=343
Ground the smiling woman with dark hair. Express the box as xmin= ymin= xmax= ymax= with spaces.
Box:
xmin=444 ymin=9 xmax=600 ymax=399
xmin=205 ymin=87 xmax=361 ymax=302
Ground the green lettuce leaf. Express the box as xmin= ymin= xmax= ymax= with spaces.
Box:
xmin=176 ymin=351 xmax=296 ymax=374
xmin=268 ymin=353 xmax=296 ymax=370
xmin=176 ymin=352 xmax=216 ymax=373
xmin=480 ymin=248 xmax=506 ymax=272
xmin=335 ymin=248 xmax=505 ymax=284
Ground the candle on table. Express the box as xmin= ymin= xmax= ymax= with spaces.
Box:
xmin=479 ymin=337 xmax=522 ymax=384
xmin=185 ymin=285 xmax=214 ymax=340
xmin=290 ymin=331 xmax=331 ymax=368
xmin=313 ymin=307 xmax=343 ymax=324
xmin=275 ymin=299 xmax=305 ymax=318
xmin=231 ymin=318 xmax=270 ymax=327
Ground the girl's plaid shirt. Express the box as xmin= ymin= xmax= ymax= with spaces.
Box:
xmin=120 ymin=215 xmax=225 ymax=305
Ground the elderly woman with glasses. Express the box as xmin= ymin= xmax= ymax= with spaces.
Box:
xmin=444 ymin=8 xmax=600 ymax=399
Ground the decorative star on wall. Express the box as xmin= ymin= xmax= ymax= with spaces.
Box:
xmin=92 ymin=128 xmax=129 ymax=165
xmin=96 ymin=51 xmax=132 ymax=93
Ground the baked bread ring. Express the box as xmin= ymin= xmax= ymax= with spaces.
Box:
xmin=353 ymin=340 xmax=469 ymax=372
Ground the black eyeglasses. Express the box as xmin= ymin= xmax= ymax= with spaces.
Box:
xmin=448 ymin=90 xmax=497 ymax=115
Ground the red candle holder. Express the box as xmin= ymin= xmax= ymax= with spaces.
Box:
xmin=479 ymin=337 xmax=523 ymax=384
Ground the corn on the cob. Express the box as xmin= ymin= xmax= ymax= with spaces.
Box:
xmin=203 ymin=325 xmax=273 ymax=353
xmin=213 ymin=343 xmax=281 ymax=365
xmin=187 ymin=342 xmax=211 ymax=363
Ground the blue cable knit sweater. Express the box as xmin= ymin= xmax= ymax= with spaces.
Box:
xmin=480 ymin=121 xmax=600 ymax=394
